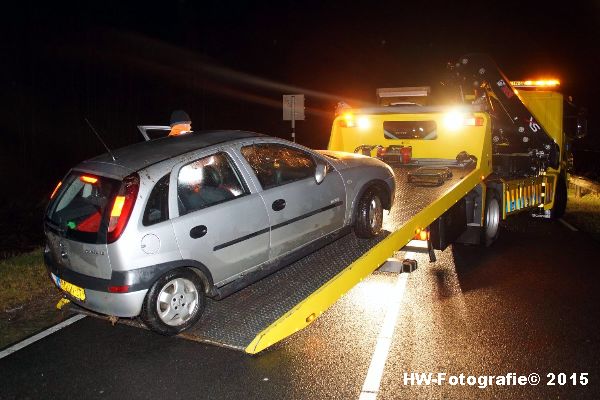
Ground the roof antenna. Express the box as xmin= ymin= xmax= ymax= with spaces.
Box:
xmin=84 ymin=118 xmax=117 ymax=161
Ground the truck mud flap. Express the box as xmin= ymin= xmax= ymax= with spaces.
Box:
xmin=67 ymin=165 xmax=483 ymax=354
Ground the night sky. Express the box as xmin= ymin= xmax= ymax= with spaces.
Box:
xmin=1 ymin=0 xmax=598 ymax=206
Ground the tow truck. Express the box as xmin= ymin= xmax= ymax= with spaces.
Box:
xmin=68 ymin=54 xmax=587 ymax=354
xmin=331 ymin=53 xmax=586 ymax=245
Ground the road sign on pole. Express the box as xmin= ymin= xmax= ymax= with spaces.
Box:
xmin=283 ymin=94 xmax=305 ymax=142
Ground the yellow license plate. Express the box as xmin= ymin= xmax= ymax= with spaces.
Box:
xmin=54 ymin=275 xmax=86 ymax=301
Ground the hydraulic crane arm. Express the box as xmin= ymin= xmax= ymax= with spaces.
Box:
xmin=452 ymin=53 xmax=560 ymax=170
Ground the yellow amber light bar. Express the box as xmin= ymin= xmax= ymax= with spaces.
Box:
xmin=510 ymin=79 xmax=560 ymax=88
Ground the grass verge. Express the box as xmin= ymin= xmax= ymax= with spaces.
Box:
xmin=0 ymin=248 xmax=69 ymax=349
xmin=565 ymin=189 xmax=600 ymax=241
xmin=1 ymin=248 xmax=53 ymax=311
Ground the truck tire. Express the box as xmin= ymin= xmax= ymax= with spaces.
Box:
xmin=355 ymin=188 xmax=383 ymax=238
xmin=482 ymin=189 xmax=501 ymax=247
xmin=550 ymin=175 xmax=567 ymax=219
xmin=141 ymin=268 xmax=205 ymax=336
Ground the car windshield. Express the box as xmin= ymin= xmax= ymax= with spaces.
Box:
xmin=46 ymin=172 xmax=120 ymax=244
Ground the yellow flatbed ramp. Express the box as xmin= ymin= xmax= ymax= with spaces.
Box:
xmin=69 ymin=163 xmax=483 ymax=354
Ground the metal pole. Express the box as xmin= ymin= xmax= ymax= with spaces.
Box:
xmin=291 ymin=95 xmax=296 ymax=142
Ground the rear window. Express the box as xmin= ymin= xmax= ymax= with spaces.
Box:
xmin=46 ymin=172 xmax=121 ymax=244
xmin=383 ymin=121 xmax=437 ymax=140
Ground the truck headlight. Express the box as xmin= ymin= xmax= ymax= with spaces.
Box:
xmin=443 ymin=110 xmax=464 ymax=131
xmin=443 ymin=110 xmax=484 ymax=131
xmin=357 ymin=116 xmax=371 ymax=130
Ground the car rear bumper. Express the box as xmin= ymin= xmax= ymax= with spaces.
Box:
xmin=44 ymin=251 xmax=148 ymax=317
xmin=53 ymin=276 xmax=147 ymax=317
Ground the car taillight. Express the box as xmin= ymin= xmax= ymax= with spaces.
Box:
xmin=376 ymin=146 xmax=387 ymax=158
xmin=50 ymin=181 xmax=62 ymax=199
xmin=107 ymin=173 xmax=139 ymax=243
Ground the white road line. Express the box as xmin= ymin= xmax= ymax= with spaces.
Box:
xmin=559 ymin=218 xmax=578 ymax=231
xmin=0 ymin=314 xmax=86 ymax=360
xmin=359 ymin=271 xmax=409 ymax=400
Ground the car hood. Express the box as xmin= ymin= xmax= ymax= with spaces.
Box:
xmin=316 ymin=150 xmax=388 ymax=170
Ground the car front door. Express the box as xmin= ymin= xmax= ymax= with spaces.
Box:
xmin=239 ymin=142 xmax=346 ymax=259
xmin=170 ymin=149 xmax=270 ymax=285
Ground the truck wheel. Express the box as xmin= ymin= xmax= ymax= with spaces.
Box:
xmin=550 ymin=175 xmax=567 ymax=219
xmin=141 ymin=268 xmax=205 ymax=336
xmin=482 ymin=189 xmax=501 ymax=247
xmin=355 ymin=188 xmax=383 ymax=238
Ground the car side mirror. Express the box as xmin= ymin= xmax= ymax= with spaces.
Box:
xmin=315 ymin=163 xmax=327 ymax=185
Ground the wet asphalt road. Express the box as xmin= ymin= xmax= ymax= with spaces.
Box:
xmin=1 ymin=215 xmax=599 ymax=399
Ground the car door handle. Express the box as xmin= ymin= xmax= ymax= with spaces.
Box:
xmin=190 ymin=225 xmax=208 ymax=239
xmin=272 ymin=199 xmax=286 ymax=211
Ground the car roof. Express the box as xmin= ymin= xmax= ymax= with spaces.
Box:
xmin=79 ymin=130 xmax=266 ymax=174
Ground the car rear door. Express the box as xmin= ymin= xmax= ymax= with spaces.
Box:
xmin=170 ymin=148 xmax=270 ymax=285
xmin=239 ymin=142 xmax=346 ymax=259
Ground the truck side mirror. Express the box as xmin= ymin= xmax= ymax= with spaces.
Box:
xmin=315 ymin=163 xmax=327 ymax=185
xmin=564 ymin=103 xmax=588 ymax=140
xmin=576 ymin=115 xmax=588 ymax=139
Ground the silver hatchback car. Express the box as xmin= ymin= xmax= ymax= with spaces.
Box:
xmin=44 ymin=130 xmax=395 ymax=335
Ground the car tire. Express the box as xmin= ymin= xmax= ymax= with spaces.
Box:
xmin=550 ymin=175 xmax=567 ymax=219
xmin=355 ymin=188 xmax=383 ymax=238
xmin=140 ymin=268 xmax=205 ymax=336
xmin=482 ymin=189 xmax=501 ymax=247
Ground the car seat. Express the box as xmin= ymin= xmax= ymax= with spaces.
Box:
xmin=203 ymin=165 xmax=222 ymax=187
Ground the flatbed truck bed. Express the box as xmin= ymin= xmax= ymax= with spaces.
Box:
xmin=68 ymin=163 xmax=480 ymax=353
